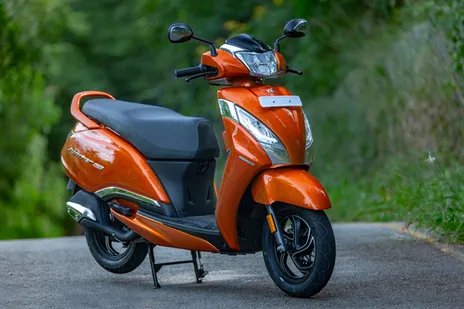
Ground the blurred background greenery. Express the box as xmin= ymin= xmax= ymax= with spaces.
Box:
xmin=1 ymin=0 xmax=463 ymax=242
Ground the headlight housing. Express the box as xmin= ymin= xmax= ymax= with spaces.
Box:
xmin=235 ymin=106 xmax=289 ymax=164
xmin=304 ymin=113 xmax=314 ymax=164
xmin=235 ymin=51 xmax=277 ymax=77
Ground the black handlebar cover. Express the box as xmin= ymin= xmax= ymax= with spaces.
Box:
xmin=174 ymin=65 xmax=215 ymax=78
xmin=175 ymin=65 xmax=203 ymax=78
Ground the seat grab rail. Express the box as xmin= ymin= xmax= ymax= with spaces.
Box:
xmin=71 ymin=91 xmax=115 ymax=129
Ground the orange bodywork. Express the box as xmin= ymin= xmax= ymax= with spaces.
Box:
xmin=202 ymin=49 xmax=249 ymax=80
xmin=71 ymin=91 xmax=115 ymax=129
xmin=215 ymin=118 xmax=271 ymax=250
xmin=61 ymin=127 xmax=170 ymax=204
xmin=251 ymin=168 xmax=331 ymax=210
xmin=214 ymin=85 xmax=306 ymax=250
xmin=218 ymin=86 xmax=306 ymax=164
xmin=111 ymin=211 xmax=219 ymax=252
xmin=275 ymin=52 xmax=287 ymax=72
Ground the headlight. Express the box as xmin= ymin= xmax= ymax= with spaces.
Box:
xmin=304 ymin=113 xmax=314 ymax=164
xmin=235 ymin=51 xmax=277 ymax=77
xmin=235 ymin=106 xmax=289 ymax=164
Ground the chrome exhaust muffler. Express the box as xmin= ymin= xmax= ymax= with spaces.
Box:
xmin=66 ymin=193 xmax=138 ymax=242
xmin=67 ymin=201 xmax=97 ymax=222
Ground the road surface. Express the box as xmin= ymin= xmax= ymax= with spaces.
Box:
xmin=1 ymin=223 xmax=463 ymax=308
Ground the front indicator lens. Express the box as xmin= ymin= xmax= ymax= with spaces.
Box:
xmin=235 ymin=106 xmax=289 ymax=164
xmin=235 ymin=51 xmax=278 ymax=77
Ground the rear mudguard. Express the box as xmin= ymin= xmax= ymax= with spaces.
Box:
xmin=251 ymin=167 xmax=331 ymax=210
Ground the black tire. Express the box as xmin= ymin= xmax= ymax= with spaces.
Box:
xmin=262 ymin=205 xmax=336 ymax=298
xmin=85 ymin=211 xmax=148 ymax=274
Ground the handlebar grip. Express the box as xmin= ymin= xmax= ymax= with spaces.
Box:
xmin=174 ymin=65 xmax=206 ymax=78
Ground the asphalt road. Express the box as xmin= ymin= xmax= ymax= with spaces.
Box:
xmin=1 ymin=223 xmax=463 ymax=309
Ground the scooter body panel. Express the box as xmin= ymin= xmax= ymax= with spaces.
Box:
xmin=219 ymin=85 xmax=306 ymax=164
xmin=111 ymin=211 xmax=220 ymax=252
xmin=61 ymin=123 xmax=170 ymax=206
xmin=251 ymin=167 xmax=331 ymax=210
xmin=215 ymin=85 xmax=307 ymax=250
xmin=216 ymin=117 xmax=271 ymax=250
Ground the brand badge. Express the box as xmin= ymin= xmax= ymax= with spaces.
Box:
xmin=67 ymin=147 xmax=104 ymax=170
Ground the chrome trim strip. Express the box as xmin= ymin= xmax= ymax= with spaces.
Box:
xmin=218 ymin=99 xmax=238 ymax=121
xmin=239 ymin=155 xmax=255 ymax=166
xmin=94 ymin=187 xmax=161 ymax=207
xmin=66 ymin=201 xmax=96 ymax=221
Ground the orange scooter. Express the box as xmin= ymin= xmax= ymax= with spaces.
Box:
xmin=61 ymin=19 xmax=335 ymax=297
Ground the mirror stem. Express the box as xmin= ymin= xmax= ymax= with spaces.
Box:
xmin=192 ymin=36 xmax=217 ymax=56
xmin=273 ymin=35 xmax=288 ymax=52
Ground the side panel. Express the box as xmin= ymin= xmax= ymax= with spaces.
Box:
xmin=215 ymin=118 xmax=271 ymax=251
xmin=111 ymin=211 xmax=219 ymax=252
xmin=251 ymin=167 xmax=331 ymax=210
xmin=61 ymin=125 xmax=170 ymax=206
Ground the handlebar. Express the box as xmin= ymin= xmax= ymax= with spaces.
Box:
xmin=174 ymin=64 xmax=217 ymax=79
xmin=174 ymin=64 xmax=301 ymax=82
xmin=175 ymin=65 xmax=205 ymax=78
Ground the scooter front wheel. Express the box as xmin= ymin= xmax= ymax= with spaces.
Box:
xmin=262 ymin=205 xmax=336 ymax=298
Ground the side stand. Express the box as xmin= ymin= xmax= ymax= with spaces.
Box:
xmin=148 ymin=244 xmax=208 ymax=289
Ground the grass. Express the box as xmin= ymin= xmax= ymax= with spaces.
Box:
xmin=325 ymin=155 xmax=464 ymax=243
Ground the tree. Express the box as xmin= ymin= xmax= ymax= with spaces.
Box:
xmin=0 ymin=1 xmax=68 ymax=238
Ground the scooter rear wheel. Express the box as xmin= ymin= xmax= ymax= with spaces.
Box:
xmin=85 ymin=212 xmax=148 ymax=274
xmin=262 ymin=205 xmax=335 ymax=298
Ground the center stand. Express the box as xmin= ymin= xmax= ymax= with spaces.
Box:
xmin=148 ymin=244 xmax=208 ymax=288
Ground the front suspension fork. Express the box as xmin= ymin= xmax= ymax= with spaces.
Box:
xmin=266 ymin=205 xmax=287 ymax=253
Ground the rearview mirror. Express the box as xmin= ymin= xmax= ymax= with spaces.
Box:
xmin=167 ymin=22 xmax=218 ymax=56
xmin=283 ymin=19 xmax=308 ymax=38
xmin=168 ymin=23 xmax=193 ymax=43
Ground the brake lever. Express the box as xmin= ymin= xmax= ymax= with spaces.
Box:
xmin=286 ymin=66 xmax=303 ymax=76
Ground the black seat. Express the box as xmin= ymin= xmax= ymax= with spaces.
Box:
xmin=82 ymin=99 xmax=220 ymax=160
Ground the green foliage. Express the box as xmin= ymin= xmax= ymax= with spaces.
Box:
xmin=429 ymin=0 xmax=464 ymax=79
xmin=0 ymin=1 xmax=68 ymax=239
xmin=399 ymin=159 xmax=464 ymax=243
xmin=327 ymin=158 xmax=464 ymax=243
xmin=5 ymin=135 xmax=69 ymax=238
xmin=314 ymin=1 xmax=464 ymax=242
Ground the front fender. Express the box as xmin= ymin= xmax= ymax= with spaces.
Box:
xmin=251 ymin=167 xmax=331 ymax=210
